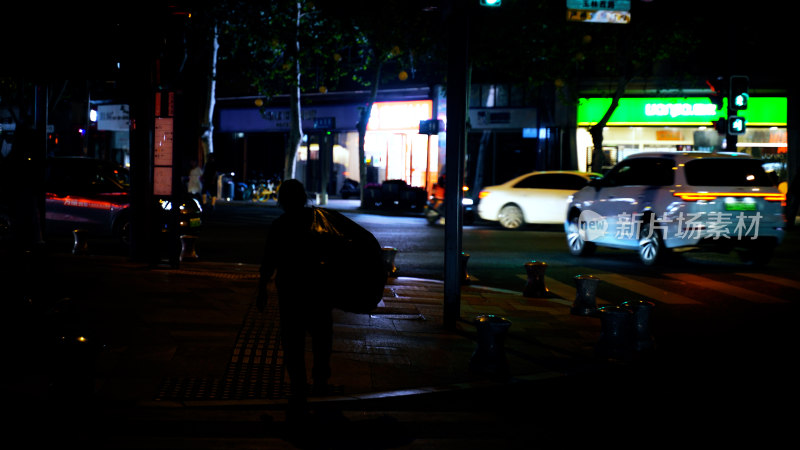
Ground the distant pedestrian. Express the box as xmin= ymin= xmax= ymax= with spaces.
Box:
xmin=257 ymin=179 xmax=333 ymax=424
xmin=202 ymin=153 xmax=218 ymax=210
xmin=187 ymin=159 xmax=202 ymax=199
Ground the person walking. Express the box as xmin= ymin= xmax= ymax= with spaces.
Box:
xmin=257 ymin=179 xmax=333 ymax=424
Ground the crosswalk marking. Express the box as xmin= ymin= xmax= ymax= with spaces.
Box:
xmin=544 ymin=276 xmax=606 ymax=306
xmin=736 ymin=272 xmax=800 ymax=290
xmin=599 ymin=273 xmax=703 ymax=305
xmin=664 ymin=273 xmax=788 ymax=304
xmin=511 ymin=270 xmax=796 ymax=307
xmin=515 ymin=274 xmax=607 ymax=306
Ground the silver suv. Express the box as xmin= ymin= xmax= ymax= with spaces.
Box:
xmin=565 ymin=152 xmax=785 ymax=266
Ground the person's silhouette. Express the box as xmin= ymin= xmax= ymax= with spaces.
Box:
xmin=257 ymin=179 xmax=333 ymax=423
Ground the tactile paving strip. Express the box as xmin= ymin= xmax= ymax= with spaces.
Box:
xmin=155 ymin=300 xmax=291 ymax=402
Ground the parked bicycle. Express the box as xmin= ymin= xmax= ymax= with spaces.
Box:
xmin=253 ymin=177 xmax=280 ymax=202
xmin=234 ymin=173 xmax=281 ymax=202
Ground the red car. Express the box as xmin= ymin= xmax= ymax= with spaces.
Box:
xmin=45 ymin=157 xmax=202 ymax=245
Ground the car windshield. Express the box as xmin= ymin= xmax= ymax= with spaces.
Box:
xmin=513 ymin=173 xmax=589 ymax=190
xmin=45 ymin=159 xmax=130 ymax=194
xmin=604 ymin=158 xmax=675 ymax=186
xmin=684 ymin=159 xmax=774 ymax=187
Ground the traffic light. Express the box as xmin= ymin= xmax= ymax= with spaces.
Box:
xmin=728 ymin=116 xmax=746 ymax=135
xmin=479 ymin=0 xmax=502 ymax=6
xmin=712 ymin=118 xmax=727 ymax=135
xmin=729 ymin=75 xmax=749 ymax=111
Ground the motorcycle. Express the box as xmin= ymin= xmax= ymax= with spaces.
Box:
xmin=424 ymin=186 xmax=475 ymax=226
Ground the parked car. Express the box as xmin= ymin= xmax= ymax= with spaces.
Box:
xmin=44 ymin=157 xmax=202 ymax=245
xmin=362 ymin=179 xmax=427 ymax=210
xmin=477 ymin=171 xmax=602 ymax=229
xmin=564 ymin=152 xmax=785 ymax=266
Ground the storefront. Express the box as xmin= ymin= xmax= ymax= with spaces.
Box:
xmin=216 ymin=95 xmax=439 ymax=196
xmin=218 ymin=103 xmax=360 ymax=190
xmin=364 ymin=100 xmax=437 ymax=189
xmin=576 ymin=97 xmax=788 ymax=179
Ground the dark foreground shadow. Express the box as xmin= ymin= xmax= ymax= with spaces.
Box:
xmin=265 ymin=407 xmax=414 ymax=449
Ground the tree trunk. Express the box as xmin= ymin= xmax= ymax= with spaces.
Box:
xmin=200 ymin=25 xmax=218 ymax=159
xmin=284 ymin=3 xmax=304 ymax=181
xmin=589 ymin=75 xmax=630 ymax=173
xmin=357 ymin=60 xmax=382 ymax=203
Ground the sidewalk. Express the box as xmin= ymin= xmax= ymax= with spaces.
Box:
xmin=9 ymin=245 xmax=610 ymax=412
xmin=6 ymin=200 xmax=797 ymax=447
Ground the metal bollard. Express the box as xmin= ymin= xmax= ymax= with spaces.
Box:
xmin=523 ymin=261 xmax=549 ymax=297
xmin=72 ymin=229 xmax=88 ymax=255
xmin=621 ymin=300 xmax=655 ymax=353
xmin=461 ymin=252 xmax=471 ymax=284
xmin=382 ymin=247 xmax=398 ymax=278
xmin=572 ymin=275 xmax=600 ymax=316
xmin=469 ymin=314 xmax=512 ymax=376
xmin=179 ymin=235 xmax=199 ymax=261
xmin=595 ymin=305 xmax=633 ymax=360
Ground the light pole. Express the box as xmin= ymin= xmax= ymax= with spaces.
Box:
xmin=443 ymin=0 xmax=469 ymax=330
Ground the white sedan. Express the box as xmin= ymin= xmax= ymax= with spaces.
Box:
xmin=477 ymin=171 xmax=601 ymax=229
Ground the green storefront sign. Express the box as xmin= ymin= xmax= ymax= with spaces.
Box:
xmin=577 ymin=97 xmax=787 ymax=127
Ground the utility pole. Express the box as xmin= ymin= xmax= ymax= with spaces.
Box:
xmin=443 ymin=0 xmax=469 ymax=330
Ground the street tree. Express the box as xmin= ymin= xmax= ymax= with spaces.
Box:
xmin=218 ymin=0 xmax=350 ymax=182
xmin=468 ymin=0 xmax=707 ymax=173
xmin=315 ymin=0 xmax=445 ymax=202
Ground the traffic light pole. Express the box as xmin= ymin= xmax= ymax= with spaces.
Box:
xmin=727 ymin=75 xmax=748 ymax=147
xmin=443 ymin=0 xmax=469 ymax=330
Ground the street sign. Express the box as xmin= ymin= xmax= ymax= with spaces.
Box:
xmin=566 ymin=0 xmax=631 ymax=24
xmin=419 ymin=119 xmax=444 ymax=135
xmin=566 ymin=0 xmax=630 ymax=11
xmin=313 ymin=117 xmax=336 ymax=129
xmin=567 ymin=9 xmax=630 ymax=24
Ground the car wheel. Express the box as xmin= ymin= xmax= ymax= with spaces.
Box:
xmin=566 ymin=213 xmax=595 ymax=256
xmin=638 ymin=221 xmax=665 ymax=266
xmin=498 ymin=204 xmax=524 ymax=229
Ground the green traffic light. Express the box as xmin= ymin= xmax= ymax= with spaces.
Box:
xmin=734 ymin=93 xmax=749 ymax=109
xmin=480 ymin=0 xmax=502 ymax=6
xmin=728 ymin=116 xmax=746 ymax=135
xmin=729 ymin=75 xmax=749 ymax=111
